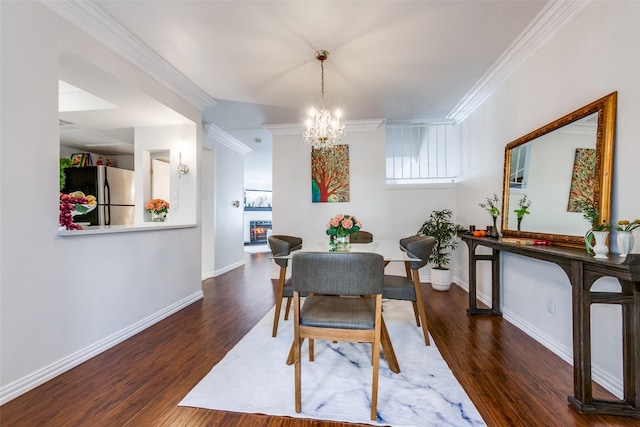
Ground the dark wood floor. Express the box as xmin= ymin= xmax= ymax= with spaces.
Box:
xmin=1 ymin=251 xmax=636 ymax=426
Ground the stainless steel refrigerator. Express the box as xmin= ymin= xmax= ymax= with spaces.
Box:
xmin=62 ymin=166 xmax=135 ymax=226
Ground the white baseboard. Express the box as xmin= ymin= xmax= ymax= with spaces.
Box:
xmin=452 ymin=275 xmax=623 ymax=399
xmin=213 ymin=260 xmax=245 ymax=277
xmin=0 ymin=290 xmax=203 ymax=405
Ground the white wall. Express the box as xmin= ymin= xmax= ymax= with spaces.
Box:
xmin=201 ymin=149 xmax=216 ymax=279
xmin=455 ymin=1 xmax=640 ymax=397
xmin=272 ymin=123 xmax=457 ymax=277
xmin=212 ymin=140 xmax=246 ymax=276
xmin=0 ymin=2 xmax=202 ymax=403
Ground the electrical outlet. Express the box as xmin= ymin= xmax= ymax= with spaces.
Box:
xmin=546 ymin=297 xmax=556 ymax=315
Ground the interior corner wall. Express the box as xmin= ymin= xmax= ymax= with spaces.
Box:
xmin=271 ymin=125 xmax=457 ymax=278
xmin=454 ymin=1 xmax=640 ymax=397
xmin=0 ymin=2 xmax=202 ymax=403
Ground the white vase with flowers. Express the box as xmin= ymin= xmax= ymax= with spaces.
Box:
xmin=613 ymin=219 xmax=640 ymax=257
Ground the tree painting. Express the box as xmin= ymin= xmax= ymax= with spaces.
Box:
xmin=311 ymin=145 xmax=350 ymax=202
xmin=567 ymin=148 xmax=596 ymax=212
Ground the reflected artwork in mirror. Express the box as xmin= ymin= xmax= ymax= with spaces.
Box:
xmin=501 ymin=92 xmax=616 ymax=247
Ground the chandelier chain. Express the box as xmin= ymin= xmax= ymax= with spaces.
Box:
xmin=320 ymin=59 xmax=325 ymax=109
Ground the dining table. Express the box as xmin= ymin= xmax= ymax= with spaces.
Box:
xmin=274 ymin=239 xmax=418 ymax=262
xmin=276 ymin=239 xmax=424 ymax=374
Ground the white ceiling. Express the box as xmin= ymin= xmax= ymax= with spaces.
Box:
xmin=94 ymin=0 xmax=547 ymax=130
xmin=53 ymin=1 xmax=590 ymax=166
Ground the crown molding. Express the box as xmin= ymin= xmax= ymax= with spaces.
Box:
xmin=41 ymin=0 xmax=216 ymax=110
xmin=205 ymin=123 xmax=252 ymax=155
xmin=264 ymin=119 xmax=386 ymax=136
xmin=446 ymin=0 xmax=594 ymax=123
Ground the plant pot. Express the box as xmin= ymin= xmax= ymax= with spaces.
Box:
xmin=430 ymin=268 xmax=452 ymax=291
xmin=617 ymin=231 xmax=634 ymax=257
xmin=585 ymin=230 xmax=609 ymax=258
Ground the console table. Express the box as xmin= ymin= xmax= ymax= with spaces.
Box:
xmin=459 ymin=233 xmax=640 ymax=418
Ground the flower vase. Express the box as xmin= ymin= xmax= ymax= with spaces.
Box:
xmin=335 ymin=236 xmax=351 ymax=252
xmin=489 ymin=216 xmax=499 ymax=237
xmin=517 ymin=217 xmax=523 ymax=231
xmin=586 ymin=230 xmax=609 ymax=258
xmin=617 ymin=231 xmax=634 ymax=257
xmin=152 ymin=212 xmax=166 ymax=222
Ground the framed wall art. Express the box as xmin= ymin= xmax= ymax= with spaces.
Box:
xmin=311 ymin=144 xmax=350 ymax=203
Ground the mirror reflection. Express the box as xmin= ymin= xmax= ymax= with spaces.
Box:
xmin=506 ymin=113 xmax=597 ymax=235
xmin=501 ymin=92 xmax=616 ymax=247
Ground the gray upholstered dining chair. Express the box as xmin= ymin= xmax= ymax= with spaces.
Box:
xmin=349 ymin=230 xmax=374 ymax=243
xmin=267 ymin=235 xmax=303 ymax=337
xmin=290 ymin=251 xmax=387 ymax=421
xmin=383 ymin=235 xmax=436 ymax=346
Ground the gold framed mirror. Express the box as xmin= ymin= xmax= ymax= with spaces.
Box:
xmin=501 ymin=92 xmax=616 ymax=247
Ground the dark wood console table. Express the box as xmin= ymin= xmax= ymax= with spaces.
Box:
xmin=459 ymin=233 xmax=640 ymax=418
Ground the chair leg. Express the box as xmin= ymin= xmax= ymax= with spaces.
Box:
xmin=309 ymin=339 xmax=314 ymax=361
xmin=272 ymin=266 xmax=287 ymax=337
xmin=380 ymin=317 xmax=400 ymax=374
xmin=286 ymin=337 xmax=305 ymax=365
xmin=412 ymin=269 xmax=430 ymax=346
xmin=404 ymin=261 xmax=412 ymax=279
xmin=411 ymin=301 xmax=421 ymax=327
xmin=371 ymin=296 xmax=382 ymax=421
xmin=284 ymin=297 xmax=292 ymax=320
xmin=293 ymin=293 xmax=302 ymax=413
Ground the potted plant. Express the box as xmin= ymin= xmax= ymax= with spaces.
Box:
xmin=613 ymin=219 xmax=640 ymax=257
xmin=417 ymin=209 xmax=459 ymax=291
xmin=577 ymin=199 xmax=610 ymax=258
xmin=479 ymin=193 xmax=501 ymax=237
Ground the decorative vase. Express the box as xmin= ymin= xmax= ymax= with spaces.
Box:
xmin=586 ymin=230 xmax=609 ymax=259
xmin=617 ymin=231 xmax=634 ymax=257
xmin=517 ymin=217 xmax=523 ymax=231
xmin=151 ymin=211 xmax=166 ymax=222
xmin=334 ymin=236 xmax=351 ymax=252
xmin=489 ymin=216 xmax=499 ymax=237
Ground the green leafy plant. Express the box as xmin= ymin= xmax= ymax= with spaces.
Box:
xmin=417 ymin=209 xmax=459 ymax=270
xmin=577 ymin=199 xmax=609 ymax=231
xmin=479 ymin=194 xmax=501 ymax=217
xmin=513 ymin=195 xmax=531 ymax=219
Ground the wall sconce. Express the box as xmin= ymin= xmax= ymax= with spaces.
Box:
xmin=178 ymin=152 xmax=189 ymax=178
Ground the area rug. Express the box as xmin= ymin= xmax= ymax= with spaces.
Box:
xmin=179 ymin=299 xmax=485 ymax=426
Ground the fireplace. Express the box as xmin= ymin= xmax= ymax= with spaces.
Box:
xmin=249 ymin=220 xmax=272 ymax=244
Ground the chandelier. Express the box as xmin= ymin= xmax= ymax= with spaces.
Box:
xmin=303 ymin=50 xmax=345 ymax=149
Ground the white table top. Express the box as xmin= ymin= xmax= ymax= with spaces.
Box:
xmin=275 ymin=239 xmax=415 ymax=262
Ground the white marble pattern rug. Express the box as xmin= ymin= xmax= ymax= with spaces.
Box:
xmin=179 ymin=299 xmax=486 ymax=426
